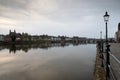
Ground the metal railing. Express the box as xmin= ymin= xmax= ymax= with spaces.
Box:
xmin=98 ymin=42 xmax=120 ymax=80
xmin=110 ymin=52 xmax=120 ymax=64
xmin=109 ymin=51 xmax=120 ymax=80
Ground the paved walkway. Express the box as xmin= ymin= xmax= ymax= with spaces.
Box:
xmin=110 ymin=43 xmax=120 ymax=80
xmin=110 ymin=43 xmax=120 ymax=60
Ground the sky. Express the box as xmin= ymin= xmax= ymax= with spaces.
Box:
xmin=0 ymin=0 xmax=120 ymax=38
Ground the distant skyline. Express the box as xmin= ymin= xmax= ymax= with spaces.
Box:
xmin=0 ymin=0 xmax=120 ymax=38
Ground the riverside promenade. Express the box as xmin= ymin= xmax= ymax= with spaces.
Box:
xmin=93 ymin=43 xmax=120 ymax=80
xmin=110 ymin=43 xmax=120 ymax=80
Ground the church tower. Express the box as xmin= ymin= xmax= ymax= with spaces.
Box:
xmin=118 ymin=23 xmax=120 ymax=31
xmin=9 ymin=29 xmax=11 ymax=35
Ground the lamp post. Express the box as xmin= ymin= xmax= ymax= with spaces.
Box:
xmin=104 ymin=12 xmax=110 ymax=44
xmin=103 ymin=11 xmax=110 ymax=80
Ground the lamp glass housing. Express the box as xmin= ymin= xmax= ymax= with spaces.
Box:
xmin=104 ymin=12 xmax=110 ymax=22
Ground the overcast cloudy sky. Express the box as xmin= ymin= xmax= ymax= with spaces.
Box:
xmin=0 ymin=0 xmax=120 ymax=38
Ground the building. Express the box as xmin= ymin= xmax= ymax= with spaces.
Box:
xmin=115 ymin=23 xmax=120 ymax=42
xmin=4 ymin=30 xmax=22 ymax=42
xmin=31 ymin=35 xmax=42 ymax=41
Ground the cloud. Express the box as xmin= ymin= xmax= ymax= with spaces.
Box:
xmin=0 ymin=0 xmax=120 ymax=37
xmin=0 ymin=0 xmax=28 ymax=9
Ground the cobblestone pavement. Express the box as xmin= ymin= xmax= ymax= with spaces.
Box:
xmin=110 ymin=43 xmax=120 ymax=80
xmin=110 ymin=43 xmax=120 ymax=60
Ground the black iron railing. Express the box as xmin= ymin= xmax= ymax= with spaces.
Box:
xmin=98 ymin=42 xmax=120 ymax=80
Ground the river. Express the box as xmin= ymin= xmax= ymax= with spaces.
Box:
xmin=0 ymin=43 xmax=96 ymax=80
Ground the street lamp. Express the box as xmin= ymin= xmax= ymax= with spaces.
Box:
xmin=103 ymin=11 xmax=110 ymax=80
xmin=104 ymin=11 xmax=110 ymax=44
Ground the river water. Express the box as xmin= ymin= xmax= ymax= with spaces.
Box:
xmin=0 ymin=43 xmax=96 ymax=80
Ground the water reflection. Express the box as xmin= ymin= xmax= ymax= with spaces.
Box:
xmin=0 ymin=43 xmax=89 ymax=53
xmin=0 ymin=44 xmax=96 ymax=80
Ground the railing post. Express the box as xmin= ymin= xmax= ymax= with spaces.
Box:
xmin=101 ymin=40 xmax=103 ymax=53
xmin=101 ymin=41 xmax=104 ymax=67
xmin=106 ymin=44 xmax=110 ymax=80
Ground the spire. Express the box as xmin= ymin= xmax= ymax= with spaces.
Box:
xmin=9 ymin=29 xmax=11 ymax=35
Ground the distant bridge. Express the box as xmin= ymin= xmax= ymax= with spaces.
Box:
xmin=72 ymin=38 xmax=100 ymax=44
